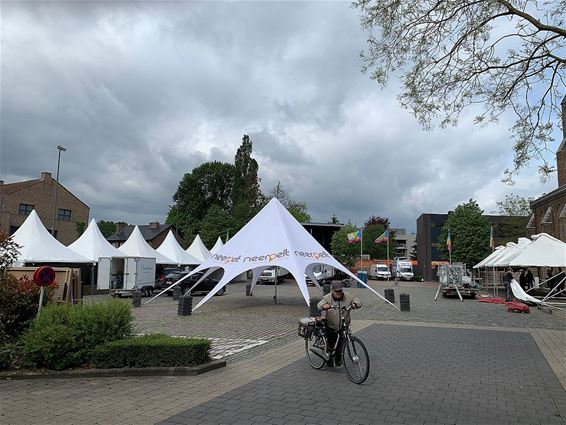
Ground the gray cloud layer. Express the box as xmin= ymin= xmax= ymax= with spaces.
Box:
xmin=0 ymin=1 xmax=558 ymax=233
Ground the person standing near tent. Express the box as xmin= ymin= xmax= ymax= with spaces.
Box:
xmin=526 ymin=269 xmax=534 ymax=290
xmin=318 ymin=281 xmax=361 ymax=367
xmin=519 ymin=270 xmax=527 ymax=291
xmin=503 ymin=267 xmax=513 ymax=302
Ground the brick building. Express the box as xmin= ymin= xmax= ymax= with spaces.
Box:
xmin=0 ymin=171 xmax=89 ymax=245
xmin=528 ymin=96 xmax=566 ymax=241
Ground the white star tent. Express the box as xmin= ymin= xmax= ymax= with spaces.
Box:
xmin=210 ymin=237 xmax=224 ymax=254
xmin=509 ymin=233 xmax=566 ymax=268
xmin=12 ymin=210 xmax=90 ymax=264
xmin=156 ymin=230 xmax=200 ymax=266
xmin=119 ymin=226 xmax=175 ymax=264
xmin=68 ymin=219 xmax=126 ymax=261
xmin=148 ymin=198 xmax=397 ymax=311
xmin=186 ymin=234 xmax=211 ymax=262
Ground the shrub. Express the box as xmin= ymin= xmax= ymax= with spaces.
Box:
xmin=0 ymin=274 xmax=54 ymax=343
xmin=92 ymin=334 xmax=210 ymax=369
xmin=21 ymin=301 xmax=132 ymax=370
xmin=0 ymin=342 xmax=18 ymax=370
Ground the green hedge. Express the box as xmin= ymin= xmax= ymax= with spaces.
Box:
xmin=21 ymin=301 xmax=132 ymax=370
xmin=92 ymin=334 xmax=211 ymax=368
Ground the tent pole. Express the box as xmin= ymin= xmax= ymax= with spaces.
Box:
xmin=360 ymin=228 xmax=363 ymax=273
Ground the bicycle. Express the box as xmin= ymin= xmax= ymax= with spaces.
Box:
xmin=300 ymin=304 xmax=370 ymax=384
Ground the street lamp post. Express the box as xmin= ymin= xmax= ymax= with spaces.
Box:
xmin=51 ymin=145 xmax=67 ymax=237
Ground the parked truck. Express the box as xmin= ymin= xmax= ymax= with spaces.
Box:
xmin=109 ymin=257 xmax=156 ymax=297
xmin=305 ymin=264 xmax=335 ymax=285
xmin=392 ymin=258 xmax=414 ymax=280
xmin=369 ymin=264 xmax=391 ymax=280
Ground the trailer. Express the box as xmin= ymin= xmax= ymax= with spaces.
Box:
xmin=392 ymin=258 xmax=414 ymax=280
xmin=109 ymin=257 xmax=156 ymax=297
xmin=436 ymin=263 xmax=479 ymax=300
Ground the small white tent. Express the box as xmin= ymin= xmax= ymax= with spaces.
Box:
xmin=149 ymin=198 xmax=396 ymax=311
xmin=473 ymin=245 xmax=505 ymax=269
xmin=12 ymin=210 xmax=90 ymax=264
xmin=509 ymin=233 xmax=566 ymax=268
xmin=210 ymin=237 xmax=224 ymax=254
xmin=186 ymin=235 xmax=211 ymax=263
xmin=68 ymin=219 xmax=126 ymax=261
xmin=156 ymin=230 xmax=200 ymax=266
xmin=119 ymin=226 xmax=174 ymax=264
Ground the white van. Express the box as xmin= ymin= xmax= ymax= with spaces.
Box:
xmin=370 ymin=264 xmax=391 ymax=280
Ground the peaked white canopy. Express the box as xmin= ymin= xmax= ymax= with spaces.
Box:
xmin=156 ymin=230 xmax=200 ymax=266
xmin=186 ymin=235 xmax=211 ymax=262
xmin=483 ymin=242 xmax=516 ymax=267
xmin=473 ymin=245 xmax=505 ymax=269
xmin=119 ymin=226 xmax=174 ymax=264
xmin=210 ymin=237 xmax=224 ymax=254
xmin=509 ymin=233 xmax=566 ymax=268
xmin=491 ymin=237 xmax=531 ymax=267
xmin=12 ymin=210 xmax=90 ymax=263
xmin=68 ymin=219 xmax=126 ymax=262
xmin=149 ymin=198 xmax=396 ymax=311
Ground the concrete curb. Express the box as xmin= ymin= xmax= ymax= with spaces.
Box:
xmin=0 ymin=359 xmax=226 ymax=380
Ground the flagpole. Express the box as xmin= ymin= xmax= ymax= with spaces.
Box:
xmin=386 ymin=226 xmax=390 ymax=283
xmin=360 ymin=227 xmax=363 ymax=273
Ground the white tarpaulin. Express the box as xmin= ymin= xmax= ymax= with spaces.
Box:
xmin=156 ymin=230 xmax=200 ymax=266
xmin=148 ymin=198 xmax=397 ymax=311
xmin=12 ymin=210 xmax=90 ymax=263
xmin=186 ymin=235 xmax=211 ymax=263
xmin=508 ymin=233 xmax=566 ymax=268
xmin=210 ymin=237 xmax=224 ymax=254
xmin=483 ymin=242 xmax=516 ymax=267
xmin=68 ymin=219 xmax=126 ymax=261
xmin=119 ymin=226 xmax=175 ymax=264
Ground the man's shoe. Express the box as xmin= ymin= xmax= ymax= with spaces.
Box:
xmin=335 ymin=358 xmax=342 ymax=366
xmin=327 ymin=359 xmax=335 ymax=367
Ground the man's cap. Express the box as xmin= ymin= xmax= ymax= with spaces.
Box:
xmin=331 ymin=281 xmax=344 ymax=290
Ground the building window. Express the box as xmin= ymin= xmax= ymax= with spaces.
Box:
xmin=58 ymin=209 xmax=71 ymax=222
xmin=18 ymin=204 xmax=34 ymax=215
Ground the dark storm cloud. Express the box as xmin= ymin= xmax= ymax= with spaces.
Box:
xmin=0 ymin=1 xmax=556 ymax=236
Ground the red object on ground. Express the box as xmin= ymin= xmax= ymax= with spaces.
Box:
xmin=506 ymin=301 xmax=530 ymax=313
xmin=478 ymin=297 xmax=506 ymax=304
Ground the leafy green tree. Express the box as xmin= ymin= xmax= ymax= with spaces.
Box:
xmin=354 ymin=0 xmax=566 ymax=181
xmin=268 ymin=182 xmax=311 ymax=222
xmin=199 ymin=205 xmax=236 ymax=248
xmin=97 ymin=221 xmax=126 ymax=238
xmin=330 ymin=225 xmax=360 ymax=267
xmin=170 ymin=161 xmax=235 ymax=236
xmin=438 ymin=200 xmax=490 ymax=265
xmin=409 ymin=238 xmax=417 ymax=261
xmin=362 ymin=225 xmax=396 ymax=260
xmin=364 ymin=215 xmax=389 ymax=228
xmin=328 ymin=214 xmax=342 ymax=224
xmin=232 ymin=135 xmax=261 ymax=209
xmin=287 ymin=201 xmax=311 ymax=222
xmin=493 ymin=193 xmax=534 ymax=243
xmin=75 ymin=222 xmax=86 ymax=237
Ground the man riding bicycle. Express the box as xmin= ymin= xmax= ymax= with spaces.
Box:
xmin=317 ymin=281 xmax=361 ymax=367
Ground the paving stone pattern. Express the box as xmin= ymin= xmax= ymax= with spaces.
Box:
xmin=160 ymin=324 xmax=566 ymax=425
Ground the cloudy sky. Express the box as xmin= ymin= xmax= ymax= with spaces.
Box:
xmin=0 ymin=1 xmax=560 ymax=234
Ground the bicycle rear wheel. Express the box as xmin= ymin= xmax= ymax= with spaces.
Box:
xmin=305 ymin=328 xmax=327 ymax=369
xmin=342 ymin=336 xmax=370 ymax=384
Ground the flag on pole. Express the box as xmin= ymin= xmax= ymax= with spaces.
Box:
xmin=374 ymin=229 xmax=389 ymax=244
xmin=489 ymin=226 xmax=494 ymax=251
xmin=446 ymin=229 xmax=452 ymax=253
xmin=347 ymin=230 xmax=361 ymax=244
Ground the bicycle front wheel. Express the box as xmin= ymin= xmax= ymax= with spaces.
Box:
xmin=305 ymin=328 xmax=327 ymax=369
xmin=342 ymin=336 xmax=370 ymax=384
